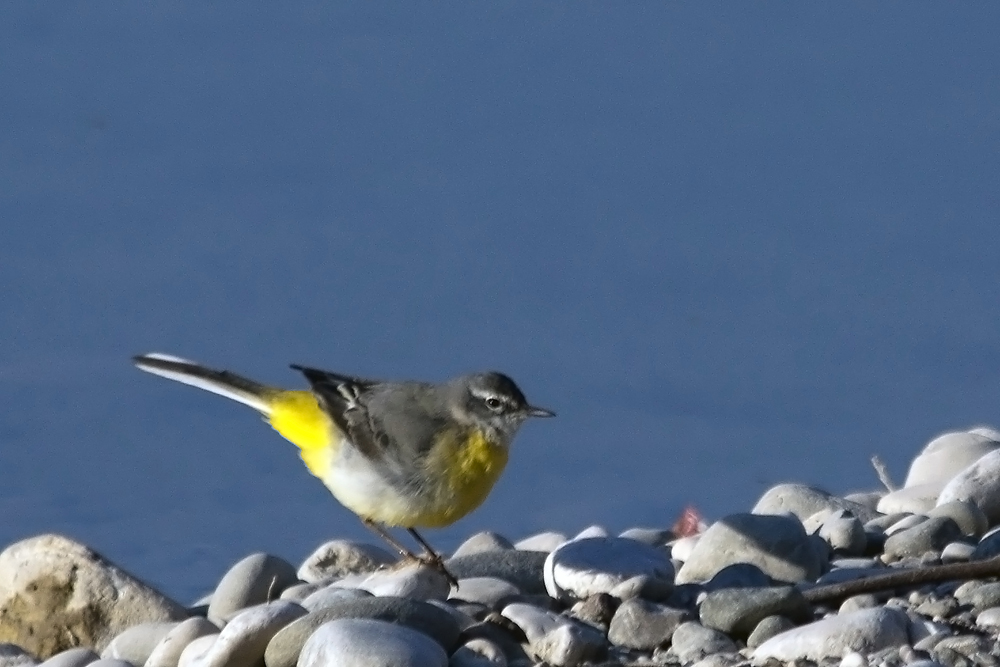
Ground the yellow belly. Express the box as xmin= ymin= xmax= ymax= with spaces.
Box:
xmin=265 ymin=391 xmax=508 ymax=528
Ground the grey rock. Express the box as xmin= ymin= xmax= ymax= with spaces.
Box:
xmin=885 ymin=514 xmax=929 ymax=535
xmin=975 ymin=606 xmax=1000 ymax=629
xmin=938 ymin=449 xmax=1000 ymax=524
xmin=752 ymin=607 xmax=910 ymax=661
xmin=567 ymin=593 xmax=619 ymax=631
xmin=300 ymin=585 xmax=372 ymax=612
xmin=746 ymin=615 xmax=796 ymax=649
xmin=101 ymin=622 xmax=176 ymax=665
xmin=0 ymin=645 xmax=37 ymax=667
xmin=296 ymin=540 xmax=395 ymax=583
xmin=277 ymin=582 xmax=324 ymax=602
xmin=298 ymin=618 xmax=447 ymax=667
xmin=932 ymin=634 xmax=994 ymax=660
xmin=37 ymin=648 xmax=98 ymax=667
xmin=452 ymin=532 xmax=515 ymax=558
xmin=87 ymin=661 xmax=134 ymax=667
xmin=904 ymin=430 xmax=1000 ymax=488
xmin=457 ymin=621 xmax=532 ymax=665
xmin=449 ymin=638 xmax=507 ymax=667
xmin=843 ymin=491 xmax=884 ymax=510
xmin=703 ymin=563 xmax=773 ymax=591
xmin=607 ymin=598 xmax=688 ymax=650
xmin=263 ymin=595 xmax=461 ymax=667
xmin=698 ymin=586 xmax=810 ymax=637
xmin=675 ymin=513 xmax=826 ymax=584
xmin=206 ymin=553 xmax=298 ymax=625
xmin=877 ymin=485 xmax=941 ymax=515
xmin=0 ymin=534 xmax=187 ymax=658
xmin=450 ymin=578 xmax=521 ymax=609
xmin=329 ymin=562 xmax=450 ymax=601
xmin=500 ymin=602 xmax=606 ymax=667
xmin=940 ymin=541 xmax=976 ymax=562
xmin=864 ymin=513 xmax=911 ymax=532
xmin=838 ymin=594 xmax=880 ymax=613
xmin=145 ymin=617 xmax=219 ymax=667
xmin=176 ymin=634 xmax=216 ymax=667
xmin=447 ymin=551 xmax=548 ymax=595
xmin=544 ymin=537 xmax=674 ymax=602
xmin=197 ymin=600 xmax=305 ymax=667
xmin=669 ymin=621 xmax=738 ymax=664
xmin=818 ymin=512 xmax=867 ymax=556
xmin=972 ymin=526 xmax=1000 ymax=559
xmin=927 ymin=501 xmax=989 ymax=538
xmin=752 ymin=483 xmax=880 ymax=524
xmin=962 ymin=581 xmax=1000 ymax=612
xmin=882 ymin=517 xmax=963 ymax=560
xmin=513 ymin=532 xmax=566 ymax=553
xmin=618 ymin=527 xmax=674 ymax=547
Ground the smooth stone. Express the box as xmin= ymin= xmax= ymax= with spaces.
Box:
xmin=145 ymin=617 xmax=219 ymax=667
xmin=938 ymin=449 xmax=1000 ymax=524
xmin=278 ymin=582 xmax=324 ymax=603
xmin=751 ymin=606 xmax=910 ymax=662
xmin=840 ymin=652 xmax=868 ymax=667
xmin=263 ymin=596 xmax=461 ymax=667
xmin=904 ymin=430 xmax=1000 ymax=487
xmin=37 ymin=648 xmax=98 ymax=667
xmin=940 ymin=541 xmax=976 ymax=562
xmin=933 ymin=634 xmax=994 ymax=660
xmin=877 ymin=485 xmax=941 ymax=515
xmin=703 ymin=563 xmax=773 ymax=591
xmin=746 ymin=615 xmax=796 ymax=649
xmin=572 ymin=525 xmax=609 ymax=540
xmin=863 ymin=513 xmax=911 ymax=532
xmin=606 ymin=598 xmax=688 ymax=650
xmin=457 ymin=622 xmax=532 ymax=665
xmin=618 ymin=527 xmax=673 ymax=547
xmin=818 ymin=512 xmax=867 ymax=555
xmin=451 ymin=532 xmax=515 ymax=558
xmin=200 ymin=601 xmax=304 ymax=667
xmin=752 ymin=483 xmax=879 ymax=524
xmin=568 ymin=593 xmax=619 ymax=631
xmin=500 ymin=603 xmax=605 ymax=667
xmin=670 ymin=535 xmax=700 ymax=562
xmin=296 ymin=540 xmax=395 ymax=583
xmin=446 ymin=551 xmax=548 ymax=595
xmin=972 ymin=525 xmax=1000 ymax=559
xmin=814 ymin=564 xmax=886 ymax=586
xmin=513 ymin=532 xmax=566 ymax=553
xmin=300 ymin=585 xmax=372 ymax=612
xmin=884 ymin=514 xmax=929 ymax=535
xmin=675 ymin=513 xmax=826 ymax=584
xmin=298 ymin=618 xmax=447 ymax=667
xmin=101 ymin=621 xmax=176 ymax=664
xmin=331 ymin=562 xmax=450 ymax=600
xmin=839 ymin=594 xmax=880 ymax=613
xmin=206 ymin=553 xmax=298 ymax=625
xmin=450 ymin=578 xmax=521 ymax=609
xmin=176 ymin=634 xmax=217 ymax=667
xmin=976 ymin=606 xmax=1000 ymax=629
xmin=669 ymin=622 xmax=738 ymax=664
xmin=927 ymin=500 xmax=989 ymax=538
xmin=0 ymin=534 xmax=187 ymax=658
xmin=971 ymin=425 xmax=1000 ymax=440
xmin=843 ymin=491 xmax=883 ymax=510
xmin=0 ymin=645 xmax=37 ymax=667
xmin=88 ymin=661 xmax=134 ymax=667
xmin=544 ymin=537 xmax=674 ymax=602
xmin=961 ymin=581 xmax=1000 ymax=611
xmin=954 ymin=579 xmax=991 ymax=604
xmin=699 ymin=586 xmax=810 ymax=637
xmin=449 ymin=638 xmax=507 ymax=667
xmin=882 ymin=516 xmax=963 ymax=560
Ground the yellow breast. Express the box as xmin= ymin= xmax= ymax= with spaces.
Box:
xmin=415 ymin=428 xmax=509 ymax=528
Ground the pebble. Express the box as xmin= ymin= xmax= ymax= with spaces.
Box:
xmin=818 ymin=511 xmax=868 ymax=555
xmin=206 ymin=552 xmax=299 ymax=625
xmin=544 ymin=537 xmax=674 ymax=602
xmin=752 ymin=483 xmax=880 ymax=523
xmin=296 ymin=540 xmax=396 ymax=583
xmin=449 ymin=638 xmax=507 ymax=667
xmin=606 ymin=598 xmax=688 ymax=650
xmin=196 ymin=600 xmax=304 ymax=667
xmin=501 ymin=602 xmax=606 ymax=667
xmin=0 ymin=645 xmax=37 ymax=667
xmin=36 ymin=648 xmax=98 ymax=667
xmin=976 ymin=606 xmax=1000 ymax=629
xmin=100 ymin=621 xmax=176 ymax=665
xmin=877 ymin=485 xmax=942 ymax=515
xmin=144 ymin=617 xmax=218 ymax=667
xmin=618 ymin=527 xmax=673 ymax=547
xmin=298 ymin=618 xmax=447 ymax=667
xmin=752 ymin=607 xmax=911 ymax=661
xmin=746 ymin=615 xmax=796 ymax=649
xmin=903 ymin=430 xmax=1000 ymax=487
xmin=926 ymin=500 xmax=989 ymax=538
xmin=972 ymin=525 xmax=1000 ymax=559
xmin=176 ymin=634 xmax=216 ymax=667
xmin=669 ymin=621 xmax=739 ymax=663
xmin=0 ymin=534 xmax=187 ymax=659
xmin=940 ymin=541 xmax=976 ymax=562
xmin=671 ymin=534 xmax=701 ymax=562
xmin=698 ymin=586 xmax=810 ymax=637
xmin=675 ymin=513 xmax=826 ymax=584
xmin=446 ymin=550 xmax=549 ymax=595
xmin=87 ymin=660 xmax=134 ymax=667
xmin=882 ymin=516 xmax=963 ymax=560
xmin=938 ymin=448 xmax=1000 ymax=524
xmin=300 ymin=584 xmax=373 ymax=612
xmin=513 ymin=532 xmax=567 ymax=553
xmin=451 ymin=532 xmax=515 ymax=557
xmin=331 ymin=561 xmax=451 ymax=600
xmin=703 ymin=563 xmax=774 ymax=590
xmin=263 ymin=595 xmax=461 ymax=667
xmin=450 ymin=577 xmax=522 ymax=608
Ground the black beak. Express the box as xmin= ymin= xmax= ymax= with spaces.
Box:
xmin=526 ymin=405 xmax=556 ymax=418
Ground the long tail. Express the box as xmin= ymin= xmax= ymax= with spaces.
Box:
xmin=132 ymin=353 xmax=277 ymax=414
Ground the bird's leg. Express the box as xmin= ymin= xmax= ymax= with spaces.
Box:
xmin=361 ymin=518 xmax=419 ymax=559
xmin=407 ymin=528 xmax=459 ymax=588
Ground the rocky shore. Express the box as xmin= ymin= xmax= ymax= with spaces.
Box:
xmin=4 ymin=427 xmax=1000 ymax=666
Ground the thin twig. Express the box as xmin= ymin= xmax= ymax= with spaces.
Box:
xmin=871 ymin=455 xmax=898 ymax=492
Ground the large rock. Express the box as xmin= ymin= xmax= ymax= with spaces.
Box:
xmin=543 ymin=537 xmax=674 ymax=602
xmin=752 ymin=484 xmax=879 ymax=524
xmin=904 ymin=430 xmax=1000 ymax=488
xmin=937 ymin=449 xmax=1000 ymax=524
xmin=0 ymin=534 xmax=187 ymax=658
xmin=752 ymin=607 xmax=910 ymax=662
xmin=675 ymin=514 xmax=826 ymax=584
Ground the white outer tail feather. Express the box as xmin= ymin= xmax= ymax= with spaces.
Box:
xmin=134 ymin=352 xmax=273 ymax=414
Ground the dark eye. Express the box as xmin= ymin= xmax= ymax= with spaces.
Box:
xmin=484 ymin=397 xmax=503 ymax=411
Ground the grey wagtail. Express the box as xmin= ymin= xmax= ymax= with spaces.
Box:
xmin=133 ymin=353 xmax=554 ymax=583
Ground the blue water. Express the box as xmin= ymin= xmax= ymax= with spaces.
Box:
xmin=3 ymin=3 xmax=1000 ymax=602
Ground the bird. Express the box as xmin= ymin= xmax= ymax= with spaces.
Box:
xmin=132 ymin=352 xmax=554 ymax=583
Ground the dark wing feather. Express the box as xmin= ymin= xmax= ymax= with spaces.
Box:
xmin=290 ymin=365 xmax=389 ymax=461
